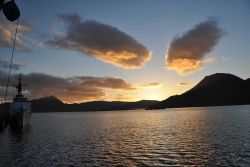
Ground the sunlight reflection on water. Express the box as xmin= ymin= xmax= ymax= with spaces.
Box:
xmin=1 ymin=105 xmax=250 ymax=166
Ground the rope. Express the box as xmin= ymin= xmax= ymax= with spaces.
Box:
xmin=4 ymin=18 xmax=19 ymax=102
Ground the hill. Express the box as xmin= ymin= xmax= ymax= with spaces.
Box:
xmin=148 ymin=73 xmax=250 ymax=109
xmin=30 ymin=96 xmax=158 ymax=112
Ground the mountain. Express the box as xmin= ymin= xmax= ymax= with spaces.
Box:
xmin=31 ymin=96 xmax=158 ymax=112
xmin=148 ymin=73 xmax=250 ymax=109
xmin=3 ymin=73 xmax=249 ymax=112
xmin=31 ymin=95 xmax=65 ymax=112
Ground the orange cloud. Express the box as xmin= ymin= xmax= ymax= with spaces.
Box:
xmin=165 ymin=18 xmax=224 ymax=75
xmin=0 ymin=20 xmax=33 ymax=51
xmin=0 ymin=27 xmax=12 ymax=45
xmin=45 ymin=14 xmax=151 ymax=69
xmin=140 ymin=82 xmax=162 ymax=88
xmin=90 ymin=50 xmax=152 ymax=69
xmin=166 ymin=58 xmax=203 ymax=74
xmin=0 ymin=71 xmax=136 ymax=103
xmin=109 ymin=94 xmax=136 ymax=102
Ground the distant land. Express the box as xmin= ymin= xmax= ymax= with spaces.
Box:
xmin=148 ymin=73 xmax=250 ymax=109
xmin=1 ymin=73 xmax=250 ymax=112
xmin=30 ymin=96 xmax=159 ymax=112
xmin=0 ymin=96 xmax=158 ymax=112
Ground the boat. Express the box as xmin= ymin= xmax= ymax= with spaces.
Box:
xmin=10 ymin=74 xmax=31 ymax=127
xmin=0 ymin=0 xmax=24 ymax=129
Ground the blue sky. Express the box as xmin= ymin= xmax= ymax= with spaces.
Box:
xmin=0 ymin=0 xmax=249 ymax=102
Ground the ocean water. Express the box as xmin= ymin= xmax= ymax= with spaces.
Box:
xmin=0 ymin=105 xmax=250 ymax=166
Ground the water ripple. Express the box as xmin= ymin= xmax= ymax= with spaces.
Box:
xmin=1 ymin=105 xmax=250 ymax=166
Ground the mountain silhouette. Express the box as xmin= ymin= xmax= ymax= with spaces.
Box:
xmin=2 ymin=73 xmax=249 ymax=112
xmin=148 ymin=73 xmax=250 ymax=109
xmin=30 ymin=96 xmax=158 ymax=112
xmin=31 ymin=95 xmax=65 ymax=112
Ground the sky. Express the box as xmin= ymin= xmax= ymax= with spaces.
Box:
xmin=0 ymin=0 xmax=250 ymax=103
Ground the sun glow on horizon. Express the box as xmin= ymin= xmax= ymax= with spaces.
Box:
xmin=60 ymin=89 xmax=169 ymax=104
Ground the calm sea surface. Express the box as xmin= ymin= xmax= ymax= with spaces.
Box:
xmin=0 ymin=105 xmax=250 ymax=166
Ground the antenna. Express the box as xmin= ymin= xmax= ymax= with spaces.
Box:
xmin=12 ymin=74 xmax=28 ymax=97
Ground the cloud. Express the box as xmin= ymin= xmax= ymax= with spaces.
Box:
xmin=203 ymin=56 xmax=216 ymax=63
xmin=140 ymin=82 xmax=162 ymax=88
xmin=177 ymin=82 xmax=190 ymax=86
xmin=0 ymin=59 xmax=25 ymax=70
xmin=0 ymin=27 xmax=11 ymax=46
xmin=76 ymin=76 xmax=135 ymax=90
xmin=45 ymin=14 xmax=151 ymax=69
xmin=111 ymin=94 xmax=136 ymax=102
xmin=0 ymin=70 xmax=136 ymax=103
xmin=0 ymin=19 xmax=33 ymax=52
xmin=165 ymin=18 xmax=225 ymax=75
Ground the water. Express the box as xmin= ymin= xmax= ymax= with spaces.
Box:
xmin=0 ymin=105 xmax=250 ymax=166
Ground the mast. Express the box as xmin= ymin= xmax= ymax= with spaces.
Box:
xmin=1 ymin=0 xmax=20 ymax=103
xmin=16 ymin=74 xmax=23 ymax=97
xmin=3 ymin=18 xmax=19 ymax=102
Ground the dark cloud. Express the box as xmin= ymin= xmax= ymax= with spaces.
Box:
xmin=0 ymin=59 xmax=25 ymax=70
xmin=76 ymin=76 xmax=134 ymax=90
xmin=45 ymin=14 xmax=151 ymax=69
xmin=0 ymin=70 xmax=135 ymax=103
xmin=165 ymin=18 xmax=225 ymax=74
xmin=177 ymin=82 xmax=190 ymax=86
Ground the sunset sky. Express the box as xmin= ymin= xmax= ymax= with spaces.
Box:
xmin=0 ymin=0 xmax=250 ymax=103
